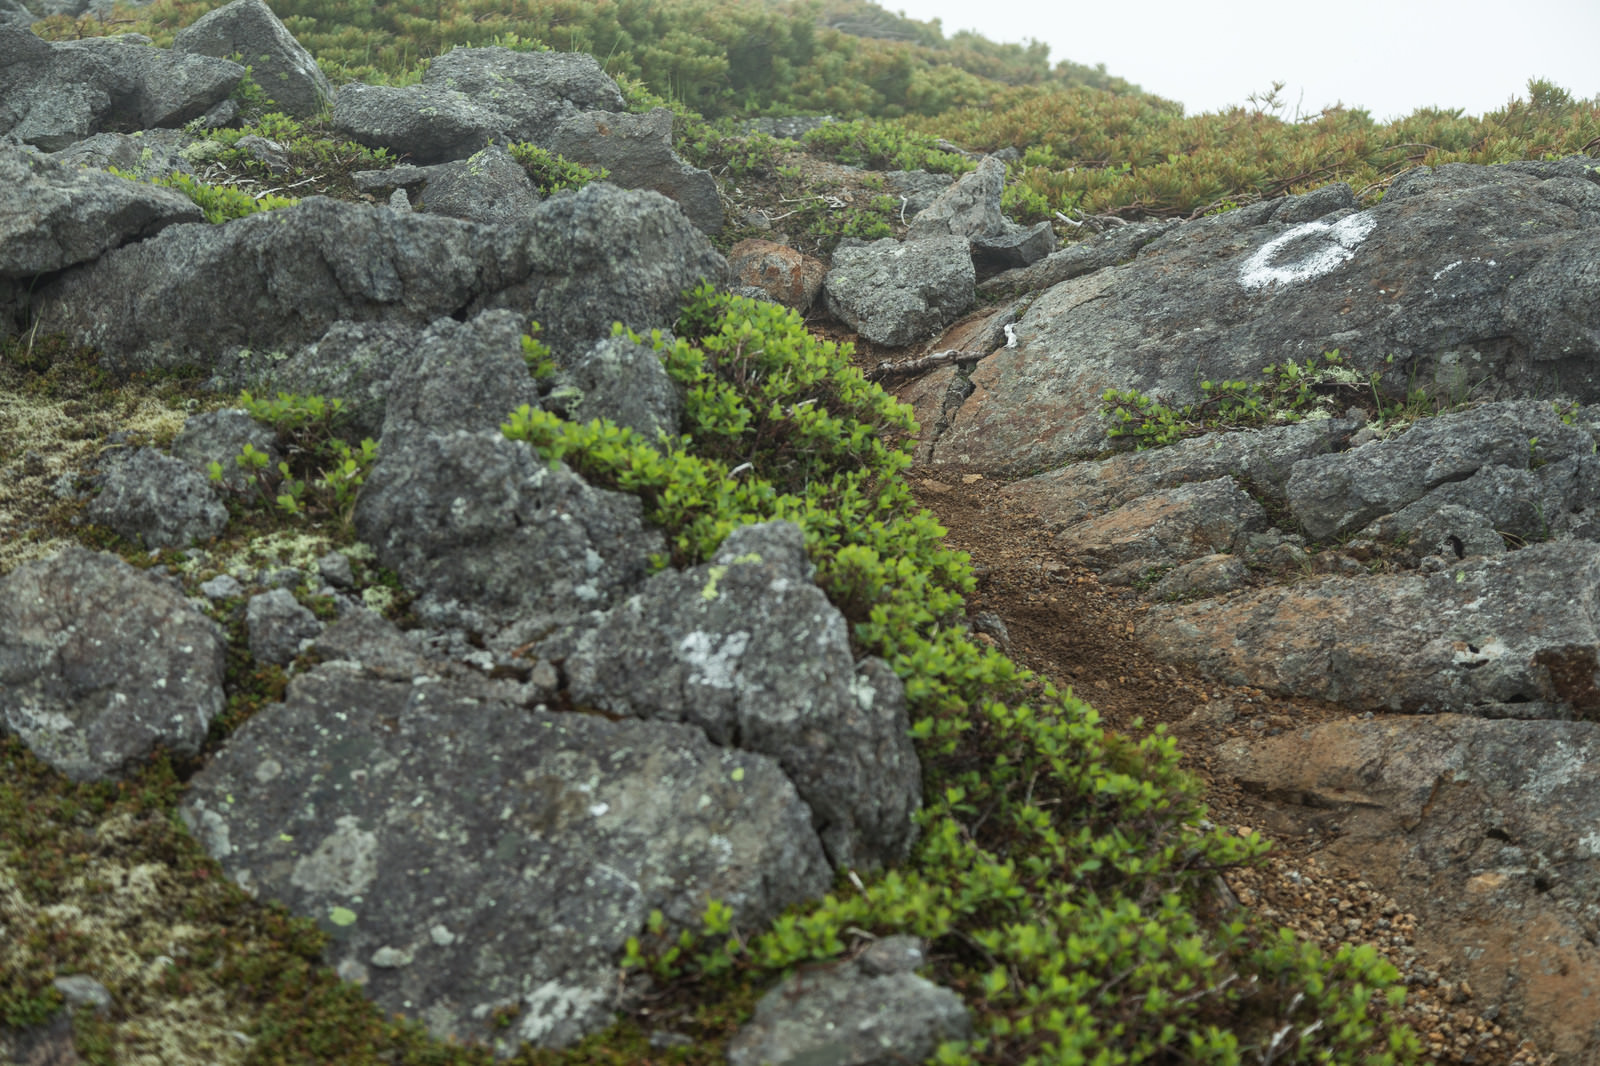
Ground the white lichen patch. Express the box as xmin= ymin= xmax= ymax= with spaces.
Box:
xmin=0 ymin=385 xmax=201 ymax=576
xmin=677 ymin=629 xmax=751 ymax=689
xmin=290 ymin=815 xmax=380 ymax=896
xmin=0 ymin=812 xmax=253 ymax=1066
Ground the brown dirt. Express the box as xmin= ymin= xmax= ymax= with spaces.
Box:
xmin=908 ymin=463 xmax=1555 ymax=1065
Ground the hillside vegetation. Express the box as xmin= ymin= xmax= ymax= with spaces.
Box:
xmin=7 ymin=1 xmax=1599 ymax=1064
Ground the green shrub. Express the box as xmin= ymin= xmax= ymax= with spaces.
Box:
xmin=108 ymin=168 xmax=298 ymax=224
xmin=504 ymin=287 xmax=1417 ymax=1064
xmin=505 ymin=142 xmax=609 ymax=194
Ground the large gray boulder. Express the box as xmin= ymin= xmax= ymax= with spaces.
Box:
xmin=352 ymin=431 xmax=664 ymax=635
xmin=1052 ymin=476 xmax=1270 ymax=584
xmin=171 ymin=0 xmax=331 ymax=118
xmin=29 ymin=184 xmax=726 ymax=377
xmin=932 ymin=160 xmax=1600 ymax=471
xmin=0 ymin=547 xmax=226 ymax=781
xmin=0 ymin=143 xmax=202 ymax=279
xmin=86 ymin=446 xmax=229 ymax=548
xmin=0 ymin=29 xmax=244 ymax=149
xmin=180 ymin=660 xmax=832 ymax=1054
xmin=824 ymin=235 xmax=975 ymax=348
xmin=977 ymin=218 xmax=1178 ymax=297
xmin=727 ymin=936 xmax=971 ymax=1066
xmin=559 ymin=522 xmax=921 ymax=871
xmin=332 ymin=46 xmax=625 ymax=165
xmin=544 ymin=107 xmax=722 ymax=234
xmin=407 ymin=143 xmax=543 ymax=224
xmin=1140 ymin=539 xmax=1600 ymax=718
xmin=232 ymin=319 xmax=423 ymax=440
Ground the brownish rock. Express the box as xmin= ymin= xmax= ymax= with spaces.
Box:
xmin=728 ymin=238 xmax=826 ymax=311
xmin=1214 ymin=714 xmax=1600 ymax=1063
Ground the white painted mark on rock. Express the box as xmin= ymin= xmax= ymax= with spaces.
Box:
xmin=1239 ymin=213 xmax=1378 ymax=290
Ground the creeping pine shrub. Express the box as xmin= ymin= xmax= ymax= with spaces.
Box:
xmin=506 ymin=287 xmax=1418 ymax=1065
xmin=209 ymin=391 xmax=377 ymax=533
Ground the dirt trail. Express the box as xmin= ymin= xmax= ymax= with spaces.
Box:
xmin=910 ymin=470 xmax=1554 ymax=1065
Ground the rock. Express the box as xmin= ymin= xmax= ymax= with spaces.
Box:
xmin=1213 ymin=714 xmax=1600 ymax=1062
xmin=558 ymin=522 xmax=921 ymax=871
xmin=170 ymin=407 xmax=280 ymax=494
xmin=180 ymin=662 xmax=831 ymax=1053
xmin=332 ymin=46 xmax=625 ymax=165
xmin=245 ymin=588 xmax=322 ymax=666
xmin=1145 ymin=553 xmax=1251 ymax=602
xmin=1052 ymin=476 xmax=1269 ymax=584
xmin=1285 ymin=400 xmax=1593 ymax=541
xmin=0 ymin=0 xmax=32 ymax=24
xmin=408 ymin=144 xmax=543 ymax=224
xmin=935 ymin=161 xmax=1600 ymax=470
xmin=53 ymin=34 xmax=244 ymax=132
xmin=317 ymin=550 xmax=354 ymax=589
xmin=0 ymin=547 xmax=226 ymax=781
xmin=544 ymin=108 xmax=722 ymax=234
xmin=977 ymin=219 xmax=1179 ymax=298
xmin=884 ymin=169 xmax=954 ymax=216
xmin=726 ymin=935 xmax=971 ymax=1066
xmin=1140 ymin=540 xmax=1600 ymax=717
xmin=170 ymin=0 xmax=332 ymax=118
xmin=237 ymin=320 xmax=422 ymax=441
xmin=379 ymin=310 xmax=542 ymax=439
xmin=332 ymin=82 xmax=499 ymax=165
xmin=47 ymin=128 xmax=193 ymax=180
xmin=727 ymin=238 xmax=827 ymax=312
xmin=1000 ymin=418 xmax=1360 ymax=528
xmin=0 ymin=143 xmax=202 ymax=279
xmin=31 ymin=184 xmax=726 ymax=377
xmin=906 ymin=154 xmax=1055 ymax=272
xmin=356 ymin=154 xmax=559 ymax=221
xmin=352 ymin=431 xmax=664 ymax=636
xmin=824 ymin=235 xmax=974 ymax=348
xmin=546 ymin=334 xmax=682 ymax=440
xmin=86 ymin=446 xmax=229 ymax=548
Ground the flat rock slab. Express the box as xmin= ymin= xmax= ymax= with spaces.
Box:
xmin=1214 ymin=714 xmax=1600 ymax=1062
xmin=1140 ymin=540 xmax=1600 ymax=717
xmin=1052 ymin=476 xmax=1269 ymax=584
xmin=181 ymin=663 xmax=832 ymax=1054
xmin=0 ymin=547 xmax=226 ymax=781
xmin=934 ymin=161 xmax=1600 ymax=471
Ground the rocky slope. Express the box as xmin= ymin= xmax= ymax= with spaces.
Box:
xmin=3 ymin=1 xmax=1600 ymax=1063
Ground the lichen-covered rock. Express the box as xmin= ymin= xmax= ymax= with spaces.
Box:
xmin=53 ymin=35 xmax=243 ymax=133
xmin=0 ymin=143 xmax=201 ymax=278
xmin=31 ymin=184 xmax=725 ymax=376
xmin=727 ymin=238 xmax=827 ymax=312
xmin=823 ymin=235 xmax=974 ymax=348
xmin=1285 ymin=400 xmax=1594 ymax=541
xmin=236 ymin=319 xmax=422 ymax=440
xmin=180 ymin=663 xmax=831 ymax=1053
xmin=332 ymin=46 xmax=625 ymax=164
xmin=726 ymin=935 xmax=971 ymax=1066
xmin=544 ymin=107 xmax=722 ymax=234
xmin=1213 ymin=715 xmax=1600 ymax=1062
xmin=1052 ymin=476 xmax=1269 ymax=584
xmin=906 ymin=154 xmax=1054 ymax=272
xmin=546 ymin=334 xmax=681 ymax=440
xmin=169 ymin=407 xmax=280 ymax=493
xmin=245 ymin=588 xmax=322 ymax=666
xmin=938 ymin=161 xmax=1600 ymax=469
xmin=558 ymin=522 xmax=921 ymax=870
xmin=353 ymin=430 xmax=664 ymax=635
xmin=0 ymin=547 xmax=226 ymax=780
xmin=1001 ymin=417 xmax=1360 ymax=529
xmin=1140 ymin=540 xmax=1600 ymax=717
xmin=379 ymin=310 xmax=543 ymax=439
xmin=87 ymin=446 xmax=229 ymax=548
xmin=171 ymin=0 xmax=332 ymax=118
xmin=383 ymin=143 xmax=543 ymax=224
